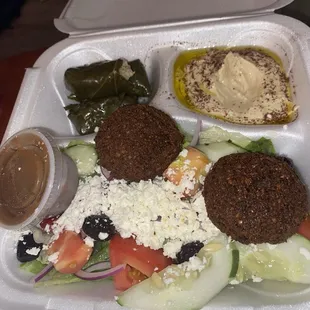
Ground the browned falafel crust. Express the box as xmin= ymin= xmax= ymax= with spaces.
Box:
xmin=95 ymin=104 xmax=183 ymax=182
xmin=203 ymin=152 xmax=308 ymax=244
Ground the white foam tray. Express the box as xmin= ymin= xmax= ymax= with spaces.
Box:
xmin=2 ymin=12 xmax=310 ymax=310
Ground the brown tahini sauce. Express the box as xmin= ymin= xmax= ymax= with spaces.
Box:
xmin=0 ymin=132 xmax=49 ymax=226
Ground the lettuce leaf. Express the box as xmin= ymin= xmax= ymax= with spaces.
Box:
xmin=243 ymin=137 xmax=276 ymax=155
xmin=21 ymin=241 xmax=110 ymax=287
xmin=20 ymin=260 xmax=46 ymax=274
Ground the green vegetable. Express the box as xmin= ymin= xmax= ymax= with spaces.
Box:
xmin=21 ymin=241 xmax=110 ymax=287
xmin=85 ymin=240 xmax=109 ymax=268
xmin=20 ymin=260 xmax=47 ymax=274
xmin=176 ymin=124 xmax=192 ymax=148
xmin=244 ymin=137 xmax=276 ymax=155
xmin=64 ymin=59 xmax=152 ymax=101
xmin=64 ymin=142 xmax=98 ymax=176
xmin=199 ymin=126 xmax=276 ymax=155
xmin=65 ymin=96 xmax=135 ymax=135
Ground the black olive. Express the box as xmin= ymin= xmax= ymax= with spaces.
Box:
xmin=16 ymin=233 xmax=43 ymax=263
xmin=175 ymin=241 xmax=204 ymax=264
xmin=82 ymin=214 xmax=116 ymax=241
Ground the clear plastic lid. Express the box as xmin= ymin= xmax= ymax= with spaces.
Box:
xmin=54 ymin=0 xmax=293 ymax=35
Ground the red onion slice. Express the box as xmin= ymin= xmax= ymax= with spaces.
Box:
xmin=84 ymin=261 xmax=111 ymax=273
xmin=75 ymin=264 xmax=126 ymax=281
xmin=190 ymin=118 xmax=201 ymax=147
xmin=100 ymin=166 xmax=112 ymax=181
xmin=32 ymin=262 xmax=54 ymax=283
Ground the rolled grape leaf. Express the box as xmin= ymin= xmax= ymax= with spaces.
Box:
xmin=64 ymin=59 xmax=152 ymax=101
xmin=65 ymin=96 xmax=136 ymax=135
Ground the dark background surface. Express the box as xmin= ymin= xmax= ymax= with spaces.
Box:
xmin=277 ymin=0 xmax=310 ymax=26
xmin=0 ymin=0 xmax=309 ymax=140
xmin=0 ymin=0 xmax=310 ymax=60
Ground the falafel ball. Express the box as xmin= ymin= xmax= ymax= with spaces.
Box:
xmin=95 ymin=104 xmax=183 ymax=182
xmin=203 ymin=152 xmax=308 ymax=244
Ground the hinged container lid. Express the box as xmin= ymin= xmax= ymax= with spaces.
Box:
xmin=54 ymin=0 xmax=293 ymax=36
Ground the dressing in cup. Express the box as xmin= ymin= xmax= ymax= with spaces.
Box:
xmin=0 ymin=128 xmax=79 ymax=230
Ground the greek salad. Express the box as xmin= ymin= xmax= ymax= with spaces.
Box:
xmin=16 ymin=123 xmax=310 ymax=310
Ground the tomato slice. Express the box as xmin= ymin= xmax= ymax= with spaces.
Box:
xmin=298 ymin=215 xmax=310 ymax=240
xmin=113 ymin=265 xmax=147 ymax=291
xmin=48 ymin=230 xmax=93 ymax=274
xmin=163 ymin=147 xmax=210 ymax=197
xmin=109 ymin=235 xmax=172 ymax=290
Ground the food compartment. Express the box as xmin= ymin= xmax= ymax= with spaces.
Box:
xmin=46 ymin=43 xmax=159 ymax=136
xmin=2 ymin=13 xmax=310 ymax=310
xmin=170 ymin=25 xmax=300 ymax=126
xmin=50 ymin=46 xmax=112 ymax=109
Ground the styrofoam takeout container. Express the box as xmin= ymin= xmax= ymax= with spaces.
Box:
xmin=2 ymin=0 xmax=310 ymax=309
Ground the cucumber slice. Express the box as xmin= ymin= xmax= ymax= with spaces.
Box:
xmin=117 ymin=241 xmax=237 ymax=310
xmin=64 ymin=144 xmax=98 ymax=176
xmin=236 ymin=234 xmax=310 ymax=284
xmin=196 ymin=142 xmax=245 ymax=162
xmin=199 ymin=126 xmax=252 ymax=148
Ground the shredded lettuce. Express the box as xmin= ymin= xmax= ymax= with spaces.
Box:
xmin=20 ymin=241 xmax=110 ymax=287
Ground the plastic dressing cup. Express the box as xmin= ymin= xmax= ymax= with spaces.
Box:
xmin=0 ymin=128 xmax=79 ymax=230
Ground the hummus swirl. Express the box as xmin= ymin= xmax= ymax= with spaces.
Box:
xmin=182 ymin=48 xmax=296 ymax=125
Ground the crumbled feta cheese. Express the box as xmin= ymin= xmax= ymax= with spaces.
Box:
xmin=230 ymin=279 xmax=240 ymax=285
xmin=94 ymin=127 xmax=99 ymax=133
xmin=163 ymin=277 xmax=174 ymax=285
xmin=84 ymin=236 xmax=94 ymax=247
xmin=25 ymin=247 xmax=41 ymax=256
xmin=266 ymin=243 xmax=277 ymax=250
xmin=98 ymin=232 xmax=108 ymax=240
xmin=42 ymin=244 xmax=49 ymax=250
xmin=52 ymin=175 xmax=220 ymax=258
xmin=179 ymin=149 xmax=188 ymax=158
xmin=252 ymin=276 xmax=263 ymax=282
xmin=205 ymin=163 xmax=212 ymax=174
xmin=17 ymin=230 xmax=32 ymax=241
xmin=300 ymin=247 xmax=310 ymax=260
xmin=248 ymin=243 xmax=258 ymax=252
xmin=48 ymin=252 xmax=59 ymax=264
xmin=181 ymin=256 xmax=206 ymax=273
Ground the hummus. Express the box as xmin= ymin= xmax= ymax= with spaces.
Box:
xmin=176 ymin=48 xmax=297 ymax=125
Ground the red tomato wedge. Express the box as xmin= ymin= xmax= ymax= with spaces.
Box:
xmin=109 ymin=235 xmax=172 ymax=291
xmin=298 ymin=215 xmax=310 ymax=240
xmin=48 ymin=230 xmax=93 ymax=274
